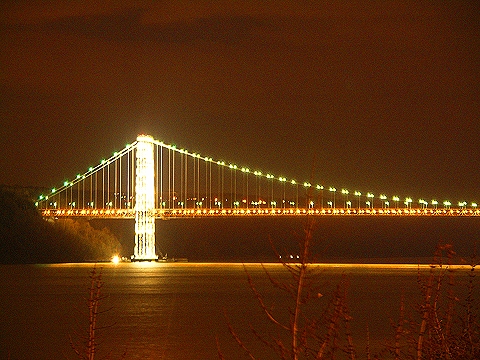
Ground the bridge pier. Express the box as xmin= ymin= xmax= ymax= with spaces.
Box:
xmin=131 ymin=135 xmax=158 ymax=261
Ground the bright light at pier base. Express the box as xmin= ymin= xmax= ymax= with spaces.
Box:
xmin=111 ymin=255 xmax=120 ymax=264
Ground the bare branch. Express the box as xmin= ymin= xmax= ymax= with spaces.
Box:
xmin=245 ymin=267 xmax=290 ymax=331
xmin=223 ymin=310 xmax=258 ymax=360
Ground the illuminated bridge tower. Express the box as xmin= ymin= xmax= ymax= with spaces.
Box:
xmin=132 ymin=135 xmax=158 ymax=261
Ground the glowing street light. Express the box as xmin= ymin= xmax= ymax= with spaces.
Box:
xmin=354 ymin=191 xmax=362 ymax=209
xmin=458 ymin=201 xmax=467 ymax=209
xmin=392 ymin=196 xmax=400 ymax=208
xmin=303 ymin=182 xmax=312 ymax=208
xmin=279 ymin=177 xmax=287 ymax=209
xmin=265 ymin=174 xmax=274 ymax=208
xmin=329 ymin=187 xmax=336 ymax=208
xmin=431 ymin=200 xmax=438 ymax=209
xmin=290 ymin=180 xmax=299 ymax=208
xmin=443 ymin=200 xmax=451 ymax=209
xmin=367 ymin=193 xmax=374 ymax=208
xmin=404 ymin=197 xmax=413 ymax=208
xmin=380 ymin=194 xmax=387 ymax=208
xmin=341 ymin=189 xmax=349 ymax=208
xmin=317 ymin=185 xmax=324 ymax=208
xmin=418 ymin=199 xmax=428 ymax=209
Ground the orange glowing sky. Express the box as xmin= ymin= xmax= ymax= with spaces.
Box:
xmin=1 ymin=1 xmax=479 ymax=202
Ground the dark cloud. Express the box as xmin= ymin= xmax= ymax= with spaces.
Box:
xmin=9 ymin=7 xmax=274 ymax=46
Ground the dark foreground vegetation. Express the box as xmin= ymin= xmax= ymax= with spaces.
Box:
xmin=234 ymin=250 xmax=479 ymax=359
xmin=0 ymin=186 xmax=122 ymax=263
xmin=215 ymin=212 xmax=480 ymax=359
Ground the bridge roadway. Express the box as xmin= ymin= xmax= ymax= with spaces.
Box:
xmin=42 ymin=207 xmax=480 ymax=219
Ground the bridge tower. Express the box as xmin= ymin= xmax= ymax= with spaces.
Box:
xmin=131 ymin=135 xmax=158 ymax=261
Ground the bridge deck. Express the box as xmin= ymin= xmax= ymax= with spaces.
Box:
xmin=42 ymin=207 xmax=480 ymax=218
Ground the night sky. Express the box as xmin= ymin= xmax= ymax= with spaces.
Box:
xmin=1 ymin=1 xmax=479 ymax=204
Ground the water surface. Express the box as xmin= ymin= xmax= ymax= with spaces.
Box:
xmin=0 ymin=262 xmax=476 ymax=359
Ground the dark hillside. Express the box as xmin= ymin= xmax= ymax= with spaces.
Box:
xmin=0 ymin=187 xmax=122 ymax=263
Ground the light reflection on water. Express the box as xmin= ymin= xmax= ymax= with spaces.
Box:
xmin=0 ymin=262 xmax=476 ymax=359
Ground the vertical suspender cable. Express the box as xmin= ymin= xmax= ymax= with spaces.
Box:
xmin=90 ymin=170 xmax=93 ymax=208
xmin=82 ymin=176 xmax=85 ymax=209
xmin=246 ymin=172 xmax=249 ymax=209
xmin=185 ymin=152 xmax=188 ymax=208
xmin=115 ymin=159 xmax=118 ymax=208
xmin=209 ymin=161 xmax=212 ymax=208
xmin=119 ymin=154 xmax=122 ymax=208
xmin=102 ymin=167 xmax=105 ymax=209
xmin=95 ymin=171 xmax=97 ymax=209
xmin=168 ymin=147 xmax=171 ymax=209
xmin=221 ymin=165 xmax=224 ymax=208
xmin=197 ymin=156 xmax=200 ymax=207
xmin=156 ymin=144 xmax=159 ymax=209
xmin=205 ymin=158 xmax=208 ymax=208
xmin=178 ymin=151 xmax=181 ymax=207
xmin=127 ymin=148 xmax=130 ymax=209
xmin=160 ymin=145 xmax=163 ymax=208
xmin=296 ymin=184 xmax=299 ymax=209
xmin=193 ymin=154 xmax=196 ymax=207
xmin=107 ymin=161 xmax=110 ymax=207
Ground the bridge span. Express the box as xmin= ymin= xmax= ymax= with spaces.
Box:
xmin=37 ymin=134 xmax=479 ymax=260
xmin=43 ymin=207 xmax=479 ymax=219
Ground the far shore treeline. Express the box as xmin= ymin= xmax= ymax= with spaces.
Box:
xmin=0 ymin=185 xmax=122 ymax=264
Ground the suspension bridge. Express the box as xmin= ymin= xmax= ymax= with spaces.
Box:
xmin=36 ymin=134 xmax=479 ymax=261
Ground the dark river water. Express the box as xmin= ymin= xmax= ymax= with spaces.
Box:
xmin=0 ymin=262 xmax=477 ymax=359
